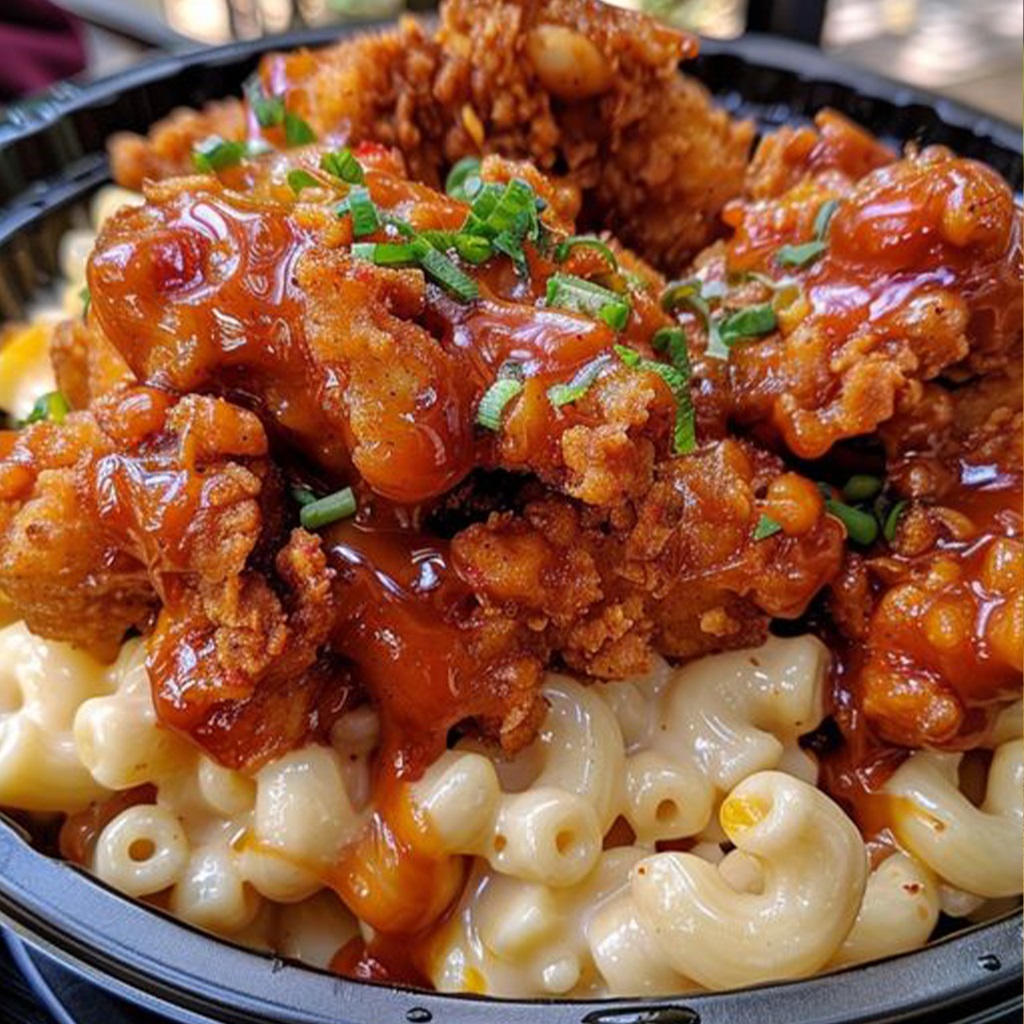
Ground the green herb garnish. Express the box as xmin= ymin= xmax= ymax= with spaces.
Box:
xmin=287 ymin=169 xmax=320 ymax=194
xmin=553 ymin=235 xmax=618 ymax=273
xmin=825 ymin=498 xmax=879 ymax=546
xmin=79 ymin=285 xmax=91 ymax=319
xmin=284 ymin=111 xmax=317 ymax=147
xmin=546 ymin=354 xmax=612 ymax=409
xmin=614 ymin=343 xmax=695 ymax=455
xmin=662 ymin=278 xmax=728 ymax=360
xmin=718 ymin=303 xmax=777 ymax=346
xmin=753 ymin=514 xmax=783 ymax=540
xmin=191 ymin=136 xmax=248 ymax=173
xmin=299 ymin=487 xmax=357 ymax=530
xmin=336 ymin=186 xmax=380 ymax=238
xmin=776 ymin=197 xmax=840 ymax=268
xmin=244 ymin=76 xmax=285 ymax=128
xmin=547 ymin=274 xmax=631 ymax=331
xmin=446 ymin=157 xmax=483 ymax=201
xmin=352 ymin=239 xmax=479 ymax=301
xmin=476 ymin=377 xmax=523 ymax=431
xmin=22 ymin=391 xmax=70 ymax=427
xmin=320 ymin=148 xmax=364 ymax=184
xmin=842 ymin=474 xmax=883 ymax=503
xmin=883 ymin=499 xmax=908 ymax=543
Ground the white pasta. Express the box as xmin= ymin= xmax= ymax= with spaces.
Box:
xmin=411 ymin=635 xmax=830 ymax=887
xmin=630 ymin=771 xmax=868 ymax=990
xmin=74 ymin=639 xmax=195 ymax=790
xmin=829 ymin=853 xmax=940 ymax=968
xmin=94 ymin=804 xmax=190 ymax=898
xmin=884 ymin=737 xmax=1024 ymax=899
xmin=0 ymin=622 xmax=115 ymax=811
xmin=429 ymin=848 xmax=648 ymax=997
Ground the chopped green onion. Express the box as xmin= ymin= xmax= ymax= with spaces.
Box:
xmin=287 ymin=169 xmax=320 ymax=194
xmin=337 ymin=187 xmax=380 ymax=238
xmin=354 ymin=239 xmax=478 ymax=300
xmin=718 ymin=303 xmax=777 ymax=346
xmin=614 ymin=345 xmax=695 ymax=455
xmin=284 ymin=111 xmax=317 ymax=146
xmin=243 ymin=76 xmax=285 ymax=128
xmin=775 ymin=197 xmax=840 ymax=269
xmin=651 ymin=326 xmax=689 ymax=370
xmin=813 ymin=198 xmax=841 ymax=238
xmin=22 ymin=391 xmax=70 ymax=427
xmin=547 ymin=274 xmax=631 ymax=331
xmin=775 ymin=239 xmax=828 ymax=268
xmin=553 ymin=235 xmax=618 ymax=273
xmin=382 ymin=215 xmax=416 ymax=238
xmin=662 ymin=279 xmax=728 ymax=360
xmin=476 ymin=377 xmax=523 ymax=430
xmin=826 ymin=498 xmax=879 ymax=546
xmin=420 ymin=231 xmax=493 ymax=265
xmin=299 ymin=487 xmax=357 ymax=530
xmin=290 ymin=485 xmax=317 ymax=507
xmin=546 ymin=355 xmax=612 ymax=408
xmin=320 ymin=148 xmax=364 ymax=184
xmin=484 ymin=179 xmax=536 ymax=236
xmin=191 ymin=135 xmax=248 ymax=173
xmin=418 ymin=244 xmax=480 ymax=301
xmin=883 ymin=499 xmax=908 ymax=543
xmin=446 ymin=157 xmax=482 ymax=201
xmin=842 ymin=474 xmax=883 ymax=503
xmin=79 ymin=285 xmax=91 ymax=318
xmin=753 ymin=514 xmax=783 ymax=540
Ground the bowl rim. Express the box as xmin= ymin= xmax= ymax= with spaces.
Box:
xmin=0 ymin=24 xmax=1021 ymax=1024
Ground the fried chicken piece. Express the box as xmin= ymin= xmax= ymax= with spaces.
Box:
xmin=683 ymin=135 xmax=1022 ymax=458
xmin=50 ymin=316 xmax=135 ymax=409
xmin=830 ymin=361 xmax=1023 ymax=748
xmin=0 ymin=386 xmax=271 ymax=657
xmin=0 ymin=410 xmax=153 ymax=659
xmin=108 ymin=0 xmax=751 ymax=271
xmin=452 ymin=439 xmax=845 ymax=676
xmin=88 ymin=153 xmax=681 ymax=507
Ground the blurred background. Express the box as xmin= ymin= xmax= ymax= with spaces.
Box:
xmin=1 ymin=0 xmax=1021 ymax=122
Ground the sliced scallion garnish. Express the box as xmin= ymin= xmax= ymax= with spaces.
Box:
xmin=284 ymin=111 xmax=317 ymax=146
xmin=546 ymin=354 xmax=612 ymax=409
xmin=243 ymin=76 xmax=285 ymax=128
xmin=79 ymin=285 xmax=91 ymax=318
xmin=446 ymin=156 xmax=483 ymax=201
xmin=287 ymin=169 xmax=320 ymax=194
xmin=22 ymin=391 xmax=70 ymax=427
xmin=776 ymin=197 xmax=841 ymax=269
xmin=614 ymin=343 xmax=695 ymax=455
xmin=661 ymin=278 xmax=728 ymax=360
xmin=842 ymin=474 xmax=883 ymax=503
xmin=883 ymin=499 xmax=908 ymax=543
xmin=553 ymin=235 xmax=619 ymax=272
xmin=476 ymin=377 xmax=523 ymax=431
xmin=753 ymin=514 xmax=783 ymax=540
xmin=825 ymin=498 xmax=879 ymax=546
xmin=718 ymin=303 xmax=777 ymax=346
xmin=336 ymin=186 xmax=380 ymax=237
xmin=320 ymin=147 xmax=364 ymax=184
xmin=299 ymin=487 xmax=357 ymax=530
xmin=191 ymin=136 xmax=248 ymax=173
xmin=418 ymin=243 xmax=480 ymax=301
xmin=547 ymin=274 xmax=631 ymax=331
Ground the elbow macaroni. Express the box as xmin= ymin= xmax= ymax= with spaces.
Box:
xmin=0 ymin=614 xmax=1018 ymax=996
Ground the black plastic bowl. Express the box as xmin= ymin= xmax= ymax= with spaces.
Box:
xmin=0 ymin=26 xmax=1021 ymax=1024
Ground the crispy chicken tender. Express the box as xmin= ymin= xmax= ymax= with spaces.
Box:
xmin=108 ymin=0 xmax=751 ymax=271
xmin=88 ymin=151 xmax=679 ymax=507
xmin=453 ymin=439 xmax=845 ymax=676
xmin=50 ymin=316 xmax=135 ymax=409
xmin=684 ymin=130 xmax=1023 ymax=458
xmin=831 ymin=360 xmax=1023 ymax=748
xmin=0 ymin=384 xmax=354 ymax=769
